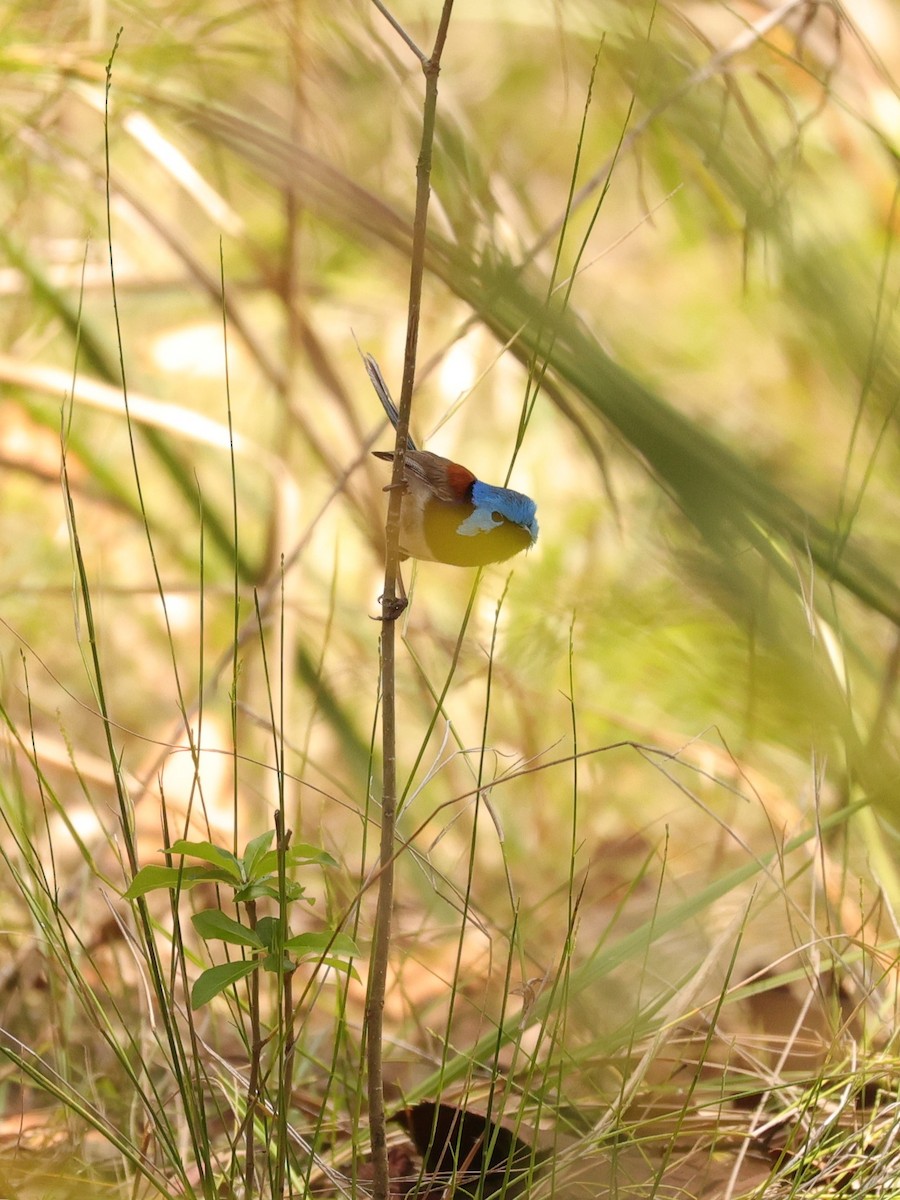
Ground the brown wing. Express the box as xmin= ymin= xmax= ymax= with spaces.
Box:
xmin=373 ymin=449 xmax=475 ymax=504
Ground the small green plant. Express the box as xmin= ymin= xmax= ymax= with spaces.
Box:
xmin=125 ymin=829 xmax=359 ymax=1008
xmin=125 ymin=827 xmax=359 ymax=1196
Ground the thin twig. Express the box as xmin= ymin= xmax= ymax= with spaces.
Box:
xmin=368 ymin=0 xmax=428 ymax=65
xmin=274 ymin=810 xmax=296 ymax=1199
xmin=365 ymin=2 xmax=456 ymax=1197
xmin=244 ymin=896 xmax=261 ymax=1199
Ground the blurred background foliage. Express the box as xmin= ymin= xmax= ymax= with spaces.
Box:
xmin=1 ymin=0 xmax=900 ymax=1189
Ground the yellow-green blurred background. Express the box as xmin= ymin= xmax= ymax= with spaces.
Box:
xmin=2 ymin=0 xmax=900 ymax=1190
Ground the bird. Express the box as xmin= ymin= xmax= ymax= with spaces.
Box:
xmin=364 ymin=354 xmax=538 ymax=567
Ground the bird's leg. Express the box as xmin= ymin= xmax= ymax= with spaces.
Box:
xmin=372 ymin=562 xmax=408 ymax=621
xmin=372 ymin=472 xmax=410 ymax=619
xmin=374 ymin=590 xmax=407 ymax=621
xmin=372 ymin=475 xmax=409 ymax=618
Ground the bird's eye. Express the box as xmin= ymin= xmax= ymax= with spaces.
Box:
xmin=491 ymin=511 xmax=503 ymax=524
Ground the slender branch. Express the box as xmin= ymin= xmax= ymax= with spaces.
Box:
xmin=365 ymin=3 xmax=456 ymax=1198
xmin=243 ymin=897 xmax=261 ymax=1199
xmin=369 ymin=0 xmax=428 ymax=65
xmin=274 ymin=810 xmax=296 ymax=1200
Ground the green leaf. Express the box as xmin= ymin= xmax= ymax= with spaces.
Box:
xmin=315 ymin=956 xmax=361 ymax=982
xmin=284 ymin=930 xmax=360 ymax=958
xmin=234 ymin=878 xmax=307 ymax=904
xmin=191 ymin=960 xmax=258 ymax=1008
xmin=166 ymin=840 xmax=243 ymax=881
xmin=253 ymin=844 xmax=337 ymax=877
xmin=254 ymin=915 xmax=281 ymax=951
xmin=287 ymin=843 xmax=338 ymax=868
xmin=192 ymin=910 xmax=263 ymax=948
xmin=243 ymin=830 xmax=275 ymax=878
xmin=124 ymin=864 xmax=230 ymax=899
xmin=260 ymin=952 xmax=295 ymax=975
xmin=233 ymin=881 xmax=284 ymax=904
xmin=251 ymin=852 xmax=279 ymax=877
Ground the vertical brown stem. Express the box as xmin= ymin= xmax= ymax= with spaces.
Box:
xmin=274 ymin=811 xmax=296 ymax=1199
xmin=244 ymin=898 xmax=261 ymax=1198
xmin=364 ymin=4 xmax=456 ymax=1198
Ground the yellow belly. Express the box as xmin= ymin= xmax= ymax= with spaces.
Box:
xmin=398 ymin=491 xmax=533 ymax=566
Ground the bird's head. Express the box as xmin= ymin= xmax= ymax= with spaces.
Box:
xmin=457 ymin=480 xmax=539 ymax=545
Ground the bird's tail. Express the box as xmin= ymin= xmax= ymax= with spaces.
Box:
xmin=363 ymin=353 xmax=417 ymax=452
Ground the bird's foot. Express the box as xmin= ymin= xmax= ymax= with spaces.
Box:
xmin=371 ymin=593 xmax=408 ymax=621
